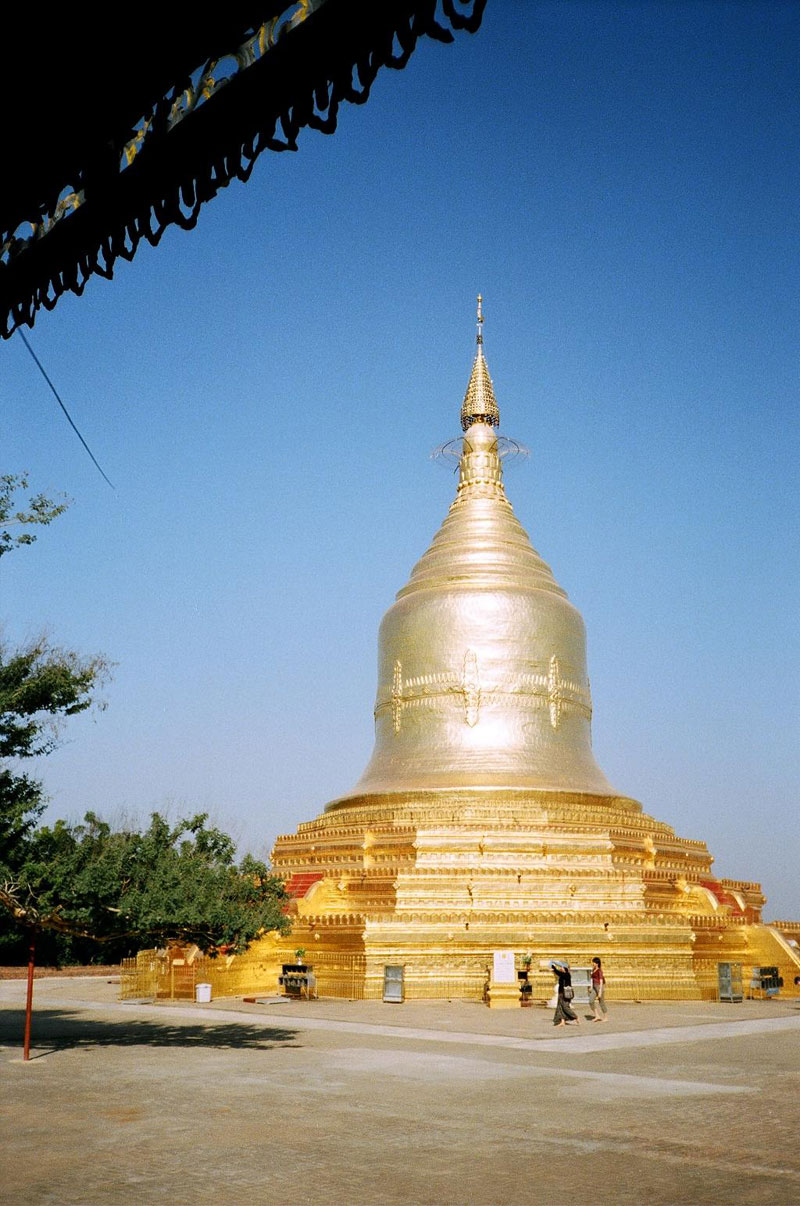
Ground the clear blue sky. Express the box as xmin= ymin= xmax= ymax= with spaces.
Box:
xmin=3 ymin=2 xmax=798 ymax=918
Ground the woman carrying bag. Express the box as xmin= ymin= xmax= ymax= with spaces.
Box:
xmin=551 ymin=960 xmax=580 ymax=1027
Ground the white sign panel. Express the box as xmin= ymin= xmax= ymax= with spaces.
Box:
xmin=492 ymin=951 xmax=516 ymax=983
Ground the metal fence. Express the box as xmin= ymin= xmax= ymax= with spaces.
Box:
xmin=314 ymin=954 xmax=367 ymax=1000
xmin=120 ymin=951 xmax=163 ymax=1000
xmin=119 ymin=948 xmax=369 ymax=1001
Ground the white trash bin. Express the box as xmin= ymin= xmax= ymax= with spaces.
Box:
xmin=195 ymin=983 xmax=212 ymax=1003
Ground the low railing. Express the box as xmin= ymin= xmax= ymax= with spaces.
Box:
xmin=120 ymin=952 xmax=164 ymax=1000
xmin=120 ymin=951 xmax=776 ymax=1004
xmin=120 ymin=948 xmax=369 ymax=1001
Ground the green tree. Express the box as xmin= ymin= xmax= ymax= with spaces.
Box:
xmin=0 ymin=637 xmax=108 ymax=845
xmin=0 ymin=638 xmax=110 ymax=967
xmin=0 ymin=472 xmax=69 ymax=558
xmin=0 ymin=475 xmax=108 ymax=927
xmin=0 ymin=475 xmax=112 ymax=1054
xmin=2 ymin=806 xmax=291 ymax=1058
xmin=2 ymin=810 xmax=290 ymax=955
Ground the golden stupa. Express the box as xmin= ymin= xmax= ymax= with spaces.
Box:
xmin=258 ymin=299 xmax=799 ymax=1002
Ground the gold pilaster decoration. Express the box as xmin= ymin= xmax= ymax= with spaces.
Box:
xmin=548 ymin=654 xmax=563 ymax=730
xmin=391 ymin=660 xmax=403 ymax=733
xmin=462 ymin=649 xmax=481 ymax=726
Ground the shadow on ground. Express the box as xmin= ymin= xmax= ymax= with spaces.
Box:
xmin=0 ymin=1007 xmax=299 ymax=1057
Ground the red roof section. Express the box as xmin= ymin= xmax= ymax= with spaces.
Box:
xmin=700 ymin=879 xmax=746 ymax=917
xmin=284 ymin=872 xmax=324 ymax=900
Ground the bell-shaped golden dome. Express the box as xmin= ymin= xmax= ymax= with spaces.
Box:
xmin=335 ymin=300 xmax=616 ymax=805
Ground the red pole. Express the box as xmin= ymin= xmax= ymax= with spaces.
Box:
xmin=23 ymin=933 xmax=35 ymax=1061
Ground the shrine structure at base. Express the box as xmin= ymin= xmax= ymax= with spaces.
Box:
xmin=240 ymin=301 xmax=799 ymax=1002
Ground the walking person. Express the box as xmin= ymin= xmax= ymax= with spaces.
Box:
xmin=551 ymin=960 xmax=580 ymax=1027
xmin=589 ymin=956 xmax=608 ymax=1021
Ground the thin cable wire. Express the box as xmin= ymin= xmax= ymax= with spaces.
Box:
xmin=16 ymin=329 xmax=115 ymax=490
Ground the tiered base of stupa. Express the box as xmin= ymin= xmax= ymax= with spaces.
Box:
xmin=242 ymin=789 xmax=800 ymax=1001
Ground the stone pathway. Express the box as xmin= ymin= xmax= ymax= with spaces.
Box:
xmin=2 ymin=979 xmax=799 ymax=1205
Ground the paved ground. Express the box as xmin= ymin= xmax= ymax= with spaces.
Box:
xmin=2 ymin=978 xmax=799 ymax=1205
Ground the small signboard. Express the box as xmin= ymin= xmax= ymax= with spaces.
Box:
xmin=570 ymin=966 xmax=592 ymax=1006
xmin=492 ymin=951 xmax=516 ymax=983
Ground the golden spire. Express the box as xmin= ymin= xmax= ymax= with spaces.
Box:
xmin=460 ymin=293 xmax=500 ymax=431
xmin=339 ymin=291 xmax=616 ymax=804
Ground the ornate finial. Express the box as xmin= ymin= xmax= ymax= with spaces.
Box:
xmin=461 ymin=293 xmax=499 ymax=431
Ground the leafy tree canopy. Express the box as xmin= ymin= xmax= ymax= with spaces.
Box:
xmin=1 ymin=476 xmax=110 ymax=944
xmin=1 ymin=811 xmax=290 ymax=955
xmin=0 ymin=472 xmax=69 ymax=559
xmin=0 ymin=638 xmax=109 ymax=761
xmin=0 ymin=632 xmax=110 ymax=910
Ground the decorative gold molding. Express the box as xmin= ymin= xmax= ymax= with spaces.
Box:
xmin=391 ymin=659 xmax=403 ymax=733
xmin=462 ymin=648 xmax=481 ymax=726
xmin=376 ymin=652 xmax=591 ymax=729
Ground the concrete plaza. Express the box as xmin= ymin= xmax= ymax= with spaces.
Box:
xmin=2 ymin=977 xmax=799 ymax=1205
